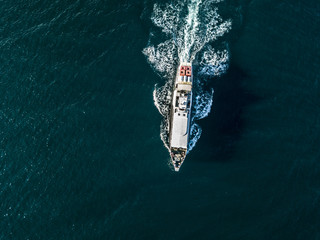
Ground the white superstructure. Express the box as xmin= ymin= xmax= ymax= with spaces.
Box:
xmin=169 ymin=63 xmax=193 ymax=171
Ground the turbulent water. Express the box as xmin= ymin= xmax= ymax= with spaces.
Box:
xmin=143 ymin=0 xmax=231 ymax=156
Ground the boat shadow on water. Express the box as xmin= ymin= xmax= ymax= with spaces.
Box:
xmin=191 ymin=63 xmax=260 ymax=162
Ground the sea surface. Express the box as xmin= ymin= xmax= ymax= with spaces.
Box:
xmin=1 ymin=0 xmax=320 ymax=239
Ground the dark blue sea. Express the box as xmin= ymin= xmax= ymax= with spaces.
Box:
xmin=1 ymin=0 xmax=319 ymax=239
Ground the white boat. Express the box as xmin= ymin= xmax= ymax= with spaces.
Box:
xmin=169 ymin=63 xmax=193 ymax=171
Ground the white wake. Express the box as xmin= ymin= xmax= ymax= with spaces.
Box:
xmin=143 ymin=0 xmax=232 ymax=156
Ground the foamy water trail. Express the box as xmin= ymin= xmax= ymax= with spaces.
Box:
xmin=181 ymin=0 xmax=201 ymax=62
xmin=143 ymin=0 xmax=232 ymax=159
xmin=188 ymin=123 xmax=202 ymax=152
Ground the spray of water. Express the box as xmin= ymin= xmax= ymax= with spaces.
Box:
xmin=143 ymin=0 xmax=231 ymax=157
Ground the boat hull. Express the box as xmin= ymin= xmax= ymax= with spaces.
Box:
xmin=169 ymin=63 xmax=193 ymax=171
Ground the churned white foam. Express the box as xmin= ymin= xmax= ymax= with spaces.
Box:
xmin=180 ymin=0 xmax=232 ymax=62
xmin=151 ymin=3 xmax=184 ymax=35
xmin=193 ymin=88 xmax=214 ymax=120
xmin=143 ymin=0 xmax=232 ymax=157
xmin=160 ymin=119 xmax=170 ymax=151
xmin=188 ymin=123 xmax=202 ymax=152
xmin=142 ymin=40 xmax=178 ymax=79
xmin=154 ymin=81 xmax=173 ymax=150
xmin=153 ymin=86 xmax=163 ymax=116
xmin=180 ymin=0 xmax=202 ymax=62
xmin=152 ymin=81 xmax=172 ymax=117
xmin=199 ymin=45 xmax=229 ymax=76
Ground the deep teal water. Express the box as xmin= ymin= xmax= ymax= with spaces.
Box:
xmin=0 ymin=0 xmax=319 ymax=239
